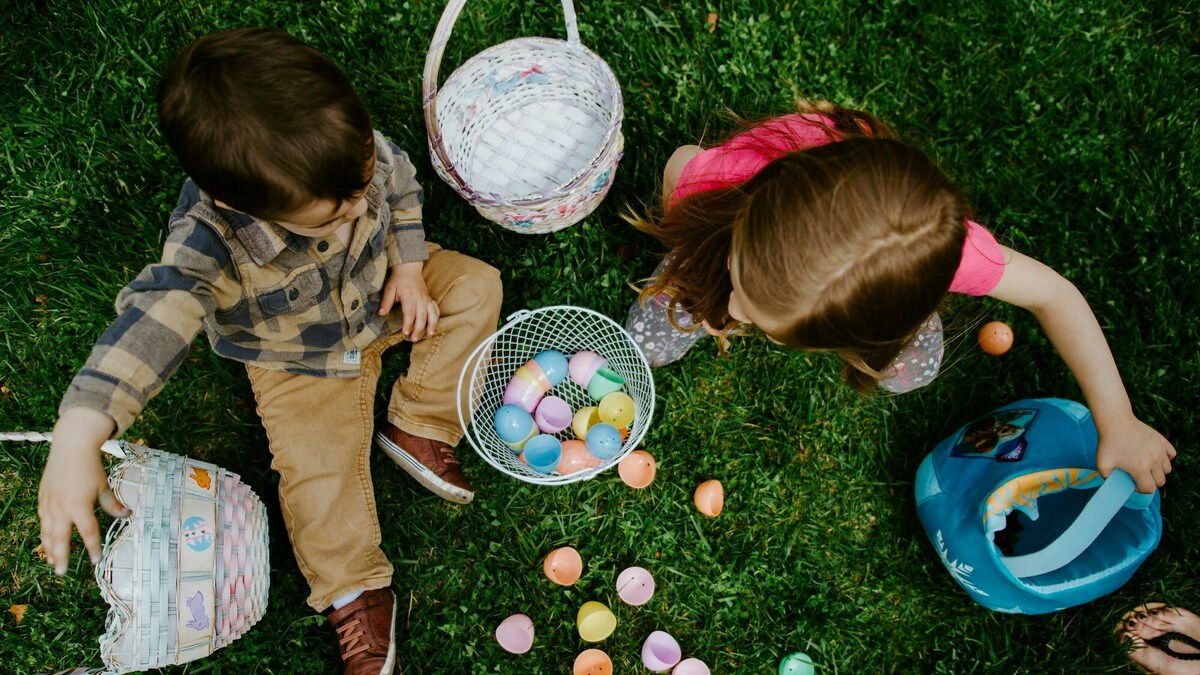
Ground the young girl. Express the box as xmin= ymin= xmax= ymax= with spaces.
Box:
xmin=626 ymin=102 xmax=1175 ymax=493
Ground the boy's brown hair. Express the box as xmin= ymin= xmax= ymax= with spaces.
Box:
xmin=156 ymin=27 xmax=375 ymax=219
xmin=630 ymin=103 xmax=969 ymax=392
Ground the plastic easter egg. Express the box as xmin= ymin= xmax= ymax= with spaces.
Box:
xmin=573 ymin=649 xmax=613 ymax=675
xmin=598 ymin=391 xmax=635 ymax=428
xmin=674 ymin=658 xmax=712 ymax=675
xmin=576 ymin=601 xmax=616 ymax=642
xmin=978 ymin=320 xmax=1014 ymax=355
xmin=572 ymin=406 xmax=601 ymax=440
xmin=586 ymin=367 xmax=625 ymax=401
xmin=779 ymin=652 xmax=815 ymax=675
xmin=615 ymin=566 xmax=655 ymax=606
xmin=617 ymin=450 xmax=656 ymax=489
xmin=569 ymin=350 xmax=608 ymax=388
xmin=534 ymin=395 xmax=573 ymax=434
xmin=521 ymin=434 xmax=562 ymax=474
xmin=559 ymin=440 xmax=603 ymax=475
xmin=503 ymin=361 xmax=552 ymax=413
xmin=694 ymin=479 xmax=724 ymax=517
xmin=494 ymin=613 xmax=534 ymax=654
xmin=494 ymin=404 xmax=537 ymax=450
xmin=531 ymin=350 xmax=569 ymax=386
xmin=543 ymin=546 xmax=583 ymax=586
xmin=641 ymin=630 xmax=682 ymax=672
xmin=585 ymin=423 xmax=623 ymax=460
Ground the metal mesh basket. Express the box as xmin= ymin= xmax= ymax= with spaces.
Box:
xmin=457 ymin=306 xmax=655 ymax=484
xmin=423 ymin=0 xmax=624 ymax=234
xmin=3 ymin=433 xmax=269 ymax=674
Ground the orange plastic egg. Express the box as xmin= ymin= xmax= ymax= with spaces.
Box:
xmin=978 ymin=321 xmax=1014 ymax=355
xmin=543 ymin=546 xmax=583 ymax=586
xmin=559 ymin=440 xmax=603 ymax=475
xmin=694 ymin=479 xmax=724 ymax=517
xmin=574 ymin=648 xmax=613 ymax=675
xmin=618 ymin=450 xmax=657 ymax=489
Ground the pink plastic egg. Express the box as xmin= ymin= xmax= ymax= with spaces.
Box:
xmin=641 ymin=630 xmax=682 ymax=672
xmin=534 ymin=395 xmax=573 ymax=434
xmin=694 ymin=479 xmax=724 ymax=517
xmin=674 ymin=658 xmax=711 ymax=675
xmin=543 ymin=546 xmax=583 ymax=586
xmin=503 ymin=361 xmax=552 ymax=412
xmin=615 ymin=566 xmax=655 ymax=606
xmin=494 ymin=613 xmax=534 ymax=654
xmin=573 ymin=649 xmax=613 ymax=675
xmin=559 ymin=440 xmax=603 ymax=475
xmin=569 ymin=350 xmax=607 ymax=388
xmin=617 ymin=450 xmax=656 ymax=489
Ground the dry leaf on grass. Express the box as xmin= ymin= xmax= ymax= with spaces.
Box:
xmin=9 ymin=604 xmax=29 ymax=625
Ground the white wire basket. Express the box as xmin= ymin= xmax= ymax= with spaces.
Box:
xmin=457 ymin=306 xmax=655 ymax=484
xmin=422 ymin=0 xmax=624 ymax=234
xmin=4 ymin=433 xmax=269 ymax=674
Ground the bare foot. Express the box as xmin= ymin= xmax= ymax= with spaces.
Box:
xmin=1117 ymin=604 xmax=1200 ymax=674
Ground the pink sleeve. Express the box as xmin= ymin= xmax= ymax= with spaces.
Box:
xmin=949 ymin=220 xmax=1006 ymax=296
xmin=671 ymin=114 xmax=835 ymax=204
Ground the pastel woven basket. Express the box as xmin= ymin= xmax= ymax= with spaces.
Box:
xmin=423 ymin=0 xmax=624 ymax=233
xmin=457 ymin=306 xmax=655 ymax=485
xmin=4 ymin=433 xmax=269 ymax=674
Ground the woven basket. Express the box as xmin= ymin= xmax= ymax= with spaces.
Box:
xmin=4 ymin=433 xmax=269 ymax=674
xmin=423 ymin=0 xmax=624 ymax=234
xmin=457 ymin=306 xmax=655 ymax=485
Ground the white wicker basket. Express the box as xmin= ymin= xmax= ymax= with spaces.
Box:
xmin=423 ymin=0 xmax=624 ymax=234
xmin=457 ymin=306 xmax=655 ymax=484
xmin=4 ymin=433 xmax=269 ymax=674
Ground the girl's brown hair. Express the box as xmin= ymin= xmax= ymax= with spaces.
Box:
xmin=156 ymin=28 xmax=375 ymax=220
xmin=630 ymin=103 xmax=970 ymax=392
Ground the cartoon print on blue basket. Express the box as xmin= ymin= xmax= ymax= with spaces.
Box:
xmin=185 ymin=590 xmax=210 ymax=631
xmin=951 ymin=408 xmax=1037 ymax=462
xmin=182 ymin=516 xmax=214 ymax=552
xmin=189 ymin=466 xmax=211 ymax=490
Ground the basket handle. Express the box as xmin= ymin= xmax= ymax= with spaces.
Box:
xmin=0 ymin=431 xmax=130 ymax=458
xmin=1000 ymin=469 xmax=1156 ymax=578
xmin=422 ymin=0 xmax=582 ymax=195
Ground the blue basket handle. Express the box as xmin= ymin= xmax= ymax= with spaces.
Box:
xmin=1001 ymin=469 xmax=1154 ymax=578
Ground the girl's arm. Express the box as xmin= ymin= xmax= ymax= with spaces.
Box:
xmin=662 ymin=145 xmax=703 ymax=207
xmin=986 ymin=246 xmax=1176 ymax=493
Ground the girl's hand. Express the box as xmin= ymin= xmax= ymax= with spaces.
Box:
xmin=379 ymin=261 xmax=439 ymax=341
xmin=38 ymin=408 xmax=129 ymax=575
xmin=1096 ymin=414 xmax=1176 ymax=494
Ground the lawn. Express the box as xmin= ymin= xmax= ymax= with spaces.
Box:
xmin=1 ymin=0 xmax=1197 ymax=673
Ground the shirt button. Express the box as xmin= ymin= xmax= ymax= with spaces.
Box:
xmin=356 ymin=323 xmax=365 ymax=333
xmin=350 ymin=300 xmax=359 ymax=310
xmin=317 ymin=241 xmax=330 ymax=253
xmin=288 ymin=288 xmax=299 ymax=301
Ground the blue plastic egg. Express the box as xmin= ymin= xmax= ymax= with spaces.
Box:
xmin=522 ymin=434 xmax=562 ymax=474
xmin=494 ymin=404 xmax=537 ymax=451
xmin=532 ymin=350 xmax=569 ymax=387
xmin=585 ymin=423 xmax=623 ymax=460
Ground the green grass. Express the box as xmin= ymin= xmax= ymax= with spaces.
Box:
xmin=1 ymin=0 xmax=1197 ymax=672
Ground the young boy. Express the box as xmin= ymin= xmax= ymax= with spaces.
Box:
xmin=37 ymin=28 xmax=502 ymax=674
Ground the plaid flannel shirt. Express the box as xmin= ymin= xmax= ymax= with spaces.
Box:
xmin=60 ymin=132 xmax=428 ymax=435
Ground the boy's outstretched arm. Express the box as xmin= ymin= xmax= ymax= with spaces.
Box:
xmin=987 ymin=247 xmax=1176 ymax=493
xmin=39 ymin=407 xmax=131 ymax=575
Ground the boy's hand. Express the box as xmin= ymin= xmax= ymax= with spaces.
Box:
xmin=379 ymin=261 xmax=439 ymax=341
xmin=1095 ymin=413 xmax=1176 ymax=494
xmin=38 ymin=407 xmax=129 ymax=575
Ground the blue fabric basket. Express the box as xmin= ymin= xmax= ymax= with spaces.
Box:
xmin=915 ymin=398 xmax=1162 ymax=614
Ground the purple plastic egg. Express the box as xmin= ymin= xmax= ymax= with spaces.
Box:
xmin=673 ymin=658 xmax=711 ymax=675
xmin=534 ymin=396 xmax=573 ymax=434
xmin=569 ymin=351 xmax=607 ymax=388
xmin=641 ymin=631 xmax=682 ymax=672
xmin=616 ymin=566 xmax=656 ymax=606
xmin=495 ymin=613 xmax=534 ymax=654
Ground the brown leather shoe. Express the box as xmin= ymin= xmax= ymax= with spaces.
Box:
xmin=328 ymin=588 xmax=398 ymax=675
xmin=375 ymin=422 xmax=474 ymax=504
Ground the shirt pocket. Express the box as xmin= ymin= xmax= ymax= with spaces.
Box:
xmin=255 ymin=264 xmax=326 ymax=316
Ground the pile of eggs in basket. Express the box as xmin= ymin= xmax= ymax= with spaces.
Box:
xmin=492 ymin=350 xmax=636 ymax=475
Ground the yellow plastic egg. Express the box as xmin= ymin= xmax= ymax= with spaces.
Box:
xmin=572 ymin=406 xmax=601 ymax=440
xmin=598 ymin=391 xmax=636 ymax=428
xmin=576 ymin=601 xmax=617 ymax=642
xmin=694 ymin=479 xmax=724 ymax=517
